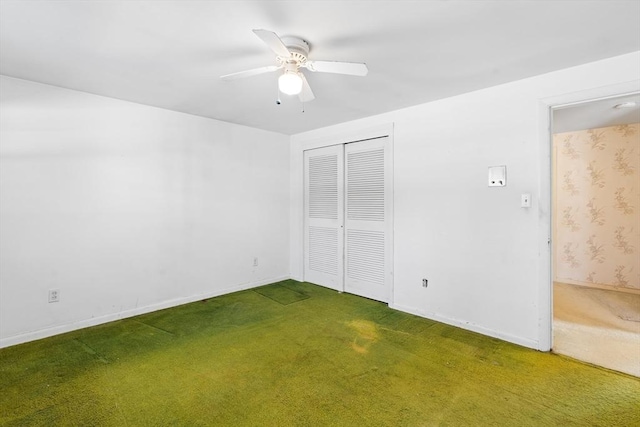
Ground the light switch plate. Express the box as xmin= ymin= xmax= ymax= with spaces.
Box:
xmin=488 ymin=166 xmax=506 ymax=187
xmin=521 ymin=193 xmax=531 ymax=208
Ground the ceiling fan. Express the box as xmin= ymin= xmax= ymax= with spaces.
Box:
xmin=220 ymin=29 xmax=368 ymax=103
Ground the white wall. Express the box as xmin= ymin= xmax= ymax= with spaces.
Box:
xmin=290 ymin=52 xmax=640 ymax=350
xmin=0 ymin=76 xmax=290 ymax=347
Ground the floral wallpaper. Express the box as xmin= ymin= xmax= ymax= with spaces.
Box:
xmin=553 ymin=123 xmax=639 ymax=290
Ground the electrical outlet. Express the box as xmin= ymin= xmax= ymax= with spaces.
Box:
xmin=48 ymin=289 xmax=60 ymax=303
xmin=253 ymin=257 xmax=258 ymax=267
xmin=422 ymin=279 xmax=428 ymax=288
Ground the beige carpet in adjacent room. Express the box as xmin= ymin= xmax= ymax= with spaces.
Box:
xmin=554 ymin=282 xmax=640 ymax=377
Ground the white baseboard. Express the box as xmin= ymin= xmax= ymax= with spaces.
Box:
xmin=2 ymin=278 xmax=541 ymax=352
xmin=0 ymin=275 xmax=290 ymax=349
xmin=388 ymin=302 xmax=539 ymax=350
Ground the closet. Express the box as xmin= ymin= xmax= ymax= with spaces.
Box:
xmin=303 ymin=136 xmax=392 ymax=303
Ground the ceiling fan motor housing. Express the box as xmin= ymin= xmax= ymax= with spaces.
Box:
xmin=279 ymin=36 xmax=310 ymax=65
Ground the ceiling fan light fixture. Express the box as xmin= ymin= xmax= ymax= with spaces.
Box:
xmin=221 ymin=29 xmax=367 ymax=103
xmin=613 ymin=101 xmax=637 ymax=109
xmin=278 ymin=71 xmax=303 ymax=95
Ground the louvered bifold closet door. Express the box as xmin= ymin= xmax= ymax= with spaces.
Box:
xmin=304 ymin=145 xmax=344 ymax=291
xmin=344 ymin=137 xmax=391 ymax=302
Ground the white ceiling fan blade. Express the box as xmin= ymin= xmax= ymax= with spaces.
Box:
xmin=304 ymin=60 xmax=368 ymax=76
xmin=220 ymin=65 xmax=280 ymax=80
xmin=252 ymin=29 xmax=291 ymax=58
xmin=299 ymin=73 xmax=315 ymax=103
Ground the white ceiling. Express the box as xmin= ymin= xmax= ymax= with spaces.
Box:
xmin=553 ymin=93 xmax=640 ymax=134
xmin=1 ymin=1 xmax=639 ymax=135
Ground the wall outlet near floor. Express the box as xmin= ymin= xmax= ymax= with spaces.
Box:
xmin=422 ymin=279 xmax=428 ymax=288
xmin=48 ymin=289 xmax=60 ymax=303
xmin=253 ymin=257 xmax=259 ymax=267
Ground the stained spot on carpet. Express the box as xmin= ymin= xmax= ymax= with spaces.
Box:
xmin=253 ymin=283 xmax=310 ymax=305
xmin=348 ymin=319 xmax=379 ymax=354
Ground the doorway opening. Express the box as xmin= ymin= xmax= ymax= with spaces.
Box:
xmin=551 ymin=93 xmax=640 ymax=376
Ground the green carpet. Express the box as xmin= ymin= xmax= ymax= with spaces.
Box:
xmin=1 ymin=280 xmax=638 ymax=426
xmin=252 ymin=282 xmax=310 ymax=305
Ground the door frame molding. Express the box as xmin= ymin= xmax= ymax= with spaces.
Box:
xmin=537 ymin=80 xmax=640 ymax=351
xmin=292 ymin=123 xmax=394 ymax=303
